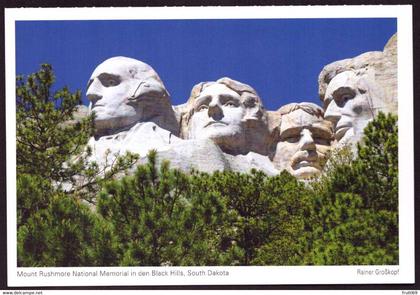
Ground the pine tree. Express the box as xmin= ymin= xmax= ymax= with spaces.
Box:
xmin=251 ymin=171 xmax=312 ymax=265
xmin=16 ymin=64 xmax=94 ymax=183
xmin=177 ymin=170 xmax=237 ymax=265
xmin=306 ymin=113 xmax=398 ymax=265
xmin=16 ymin=64 xmax=399 ymax=267
xmin=16 ymin=64 xmax=138 ymax=201
xmin=16 ymin=64 xmax=134 ymax=266
xmin=18 ymin=191 xmax=117 ymax=266
xmin=97 ymin=151 xmax=232 ymax=266
xmin=208 ymin=169 xmax=309 ymax=265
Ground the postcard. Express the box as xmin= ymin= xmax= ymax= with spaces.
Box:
xmin=5 ymin=5 xmax=414 ymax=286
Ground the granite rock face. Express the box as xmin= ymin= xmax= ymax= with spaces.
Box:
xmin=318 ymin=33 xmax=397 ymax=148
xmin=179 ymin=77 xmax=270 ymax=156
xmin=87 ymin=121 xmax=182 ymax=168
xmin=271 ymin=103 xmax=333 ymax=179
xmin=224 ymin=152 xmax=278 ymax=176
xmin=85 ymin=56 xmax=181 ymax=169
xmin=381 ymin=33 xmax=398 ymax=113
xmin=86 ymin=56 xmax=179 ymax=136
xmin=80 ymin=33 xmax=397 ymax=180
xmin=133 ymin=139 xmax=277 ymax=176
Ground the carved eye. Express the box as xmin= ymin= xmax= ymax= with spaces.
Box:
xmin=106 ymin=79 xmax=119 ymax=87
xmin=283 ymin=135 xmax=299 ymax=143
xmin=311 ymin=129 xmax=332 ymax=145
xmin=244 ymin=97 xmax=256 ymax=108
xmin=98 ymin=73 xmax=121 ymax=87
xmin=197 ymin=105 xmax=208 ymax=111
xmin=313 ymin=136 xmax=329 ymax=145
xmin=224 ymin=101 xmax=237 ymax=107
xmin=341 ymin=94 xmax=353 ymax=102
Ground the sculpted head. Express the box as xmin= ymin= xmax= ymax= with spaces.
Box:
xmin=273 ymin=103 xmax=332 ymax=179
xmin=318 ymin=46 xmax=395 ymax=147
xmin=86 ymin=56 xmax=178 ymax=136
xmin=323 ymin=70 xmax=384 ymax=145
xmin=181 ymin=77 xmax=266 ymax=154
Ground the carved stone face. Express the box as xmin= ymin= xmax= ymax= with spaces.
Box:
xmin=273 ymin=109 xmax=332 ymax=179
xmin=188 ymin=83 xmax=246 ymax=152
xmin=86 ymin=57 xmax=168 ymax=134
xmin=324 ymin=71 xmax=374 ymax=145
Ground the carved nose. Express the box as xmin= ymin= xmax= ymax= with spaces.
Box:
xmin=86 ymin=80 xmax=103 ymax=105
xmin=87 ymin=93 xmax=102 ymax=106
xmin=324 ymin=100 xmax=341 ymax=125
xmin=299 ymin=129 xmax=316 ymax=151
xmin=208 ymin=102 xmax=223 ymax=120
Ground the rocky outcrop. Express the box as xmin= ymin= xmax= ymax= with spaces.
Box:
xmin=318 ymin=33 xmax=397 ymax=148
xmin=133 ymin=139 xmax=277 ymax=176
xmin=318 ymin=33 xmax=397 ymax=113
xmin=79 ymin=33 xmax=397 ymax=180
xmin=87 ymin=121 xmax=182 ymax=168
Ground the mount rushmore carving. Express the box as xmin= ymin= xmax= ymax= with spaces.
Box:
xmin=83 ymin=33 xmax=397 ymax=180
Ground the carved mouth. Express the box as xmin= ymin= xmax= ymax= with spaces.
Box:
xmin=293 ymin=161 xmax=322 ymax=176
xmin=335 ymin=125 xmax=351 ymax=141
xmin=205 ymin=121 xmax=228 ymax=128
xmin=292 ymin=152 xmax=323 ymax=171
xmin=296 ymin=160 xmax=314 ymax=167
xmin=293 ymin=160 xmax=319 ymax=170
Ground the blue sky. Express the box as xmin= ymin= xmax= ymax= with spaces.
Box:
xmin=16 ymin=19 xmax=396 ymax=111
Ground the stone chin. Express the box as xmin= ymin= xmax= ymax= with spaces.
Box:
xmin=193 ymin=126 xmax=246 ymax=154
xmin=93 ymin=112 xmax=140 ymax=134
xmin=204 ymin=125 xmax=242 ymax=138
xmin=190 ymin=121 xmax=242 ymax=140
xmin=91 ymin=102 xmax=138 ymax=127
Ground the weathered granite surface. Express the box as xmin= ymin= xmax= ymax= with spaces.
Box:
xmin=79 ymin=33 xmax=397 ymax=179
xmin=87 ymin=121 xmax=182 ymax=168
xmin=133 ymin=139 xmax=277 ymax=176
xmin=318 ymin=33 xmax=397 ymax=148
xmin=271 ymin=103 xmax=333 ymax=179
xmin=85 ymin=56 xmax=181 ymax=167
xmin=179 ymin=77 xmax=270 ymax=156
xmin=87 ymin=56 xmax=179 ymax=136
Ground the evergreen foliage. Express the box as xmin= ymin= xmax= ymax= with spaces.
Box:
xmin=97 ymin=152 xmax=228 ymax=266
xmin=16 ymin=65 xmax=135 ymax=266
xmin=16 ymin=64 xmax=94 ymax=183
xmin=18 ymin=190 xmax=117 ymax=266
xmin=16 ymin=65 xmax=399 ymax=266
xmin=208 ymin=170 xmax=310 ymax=265
xmin=305 ymin=113 xmax=398 ymax=264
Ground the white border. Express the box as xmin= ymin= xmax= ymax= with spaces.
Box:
xmin=5 ymin=5 xmax=414 ymax=286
